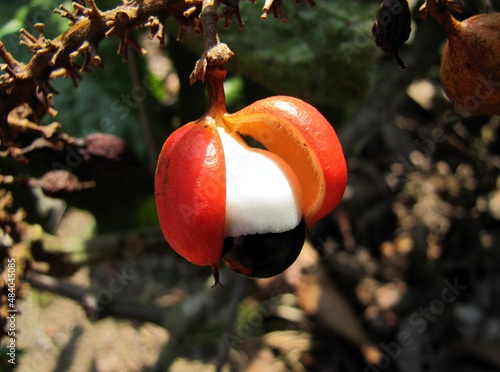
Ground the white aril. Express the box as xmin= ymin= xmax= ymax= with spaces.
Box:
xmin=217 ymin=127 xmax=302 ymax=238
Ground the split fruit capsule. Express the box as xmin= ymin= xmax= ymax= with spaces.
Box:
xmin=155 ymin=67 xmax=347 ymax=279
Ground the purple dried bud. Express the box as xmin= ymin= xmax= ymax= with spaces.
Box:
xmin=36 ymin=170 xmax=95 ymax=198
xmin=79 ymin=133 xmax=139 ymax=174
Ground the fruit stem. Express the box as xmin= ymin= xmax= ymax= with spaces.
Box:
xmin=189 ymin=0 xmax=234 ymax=83
xmin=420 ymin=0 xmax=462 ymax=36
xmin=205 ymin=66 xmax=228 ymax=114
xmin=211 ymin=263 xmax=223 ymax=288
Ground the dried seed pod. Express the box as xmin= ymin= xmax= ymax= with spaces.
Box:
xmin=421 ymin=0 xmax=500 ymax=116
xmin=372 ymin=0 xmax=412 ymax=68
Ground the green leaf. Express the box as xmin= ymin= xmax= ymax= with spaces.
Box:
xmin=172 ymin=0 xmax=381 ymax=120
xmin=0 ymin=5 xmax=29 ymax=39
xmin=51 ymin=77 xmax=148 ymax=162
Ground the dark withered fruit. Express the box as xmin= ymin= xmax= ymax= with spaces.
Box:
xmin=372 ymin=0 xmax=412 ymax=68
xmin=420 ymin=0 xmax=500 ymax=116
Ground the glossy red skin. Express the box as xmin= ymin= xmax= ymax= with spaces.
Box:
xmin=155 ymin=122 xmax=226 ymax=266
xmin=226 ymin=96 xmax=347 ymax=228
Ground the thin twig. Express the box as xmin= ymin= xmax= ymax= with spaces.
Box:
xmin=127 ymin=44 xmax=158 ymax=170
xmin=34 ymin=228 xmax=170 ymax=276
xmin=150 ymin=269 xmax=252 ymax=371
xmin=26 ymin=270 xmax=167 ymax=322
xmin=215 ymin=273 xmax=248 ymax=371
xmin=190 ymin=0 xmax=234 ymax=83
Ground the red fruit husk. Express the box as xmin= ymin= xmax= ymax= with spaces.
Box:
xmin=155 ymin=122 xmax=226 ymax=267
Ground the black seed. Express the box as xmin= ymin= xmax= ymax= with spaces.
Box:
xmin=222 ymin=219 xmax=306 ymax=278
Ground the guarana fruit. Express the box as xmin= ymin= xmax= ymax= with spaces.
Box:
xmin=155 ymin=66 xmax=347 ymax=281
xmin=421 ymin=0 xmax=500 ymax=116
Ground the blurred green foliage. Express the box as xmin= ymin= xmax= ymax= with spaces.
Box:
xmin=0 ymin=1 xmax=151 ymax=160
xmin=0 ymin=0 xmax=158 ymax=231
xmin=174 ymin=0 xmax=381 ymax=121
